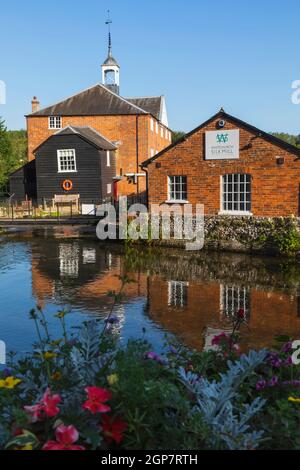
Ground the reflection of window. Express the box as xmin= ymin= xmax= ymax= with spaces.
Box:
xmin=59 ymin=244 xmax=79 ymax=278
xmin=221 ymin=285 xmax=250 ymax=318
xmin=168 ymin=281 xmax=189 ymax=308
xmin=82 ymin=248 xmax=96 ymax=265
xmin=222 ymin=174 xmax=251 ymax=213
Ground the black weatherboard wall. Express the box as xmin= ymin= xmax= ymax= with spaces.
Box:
xmin=35 ymin=133 xmax=116 ymax=205
xmin=10 ymin=160 xmax=37 ymax=203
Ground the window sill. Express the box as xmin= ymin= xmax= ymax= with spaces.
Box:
xmin=165 ymin=200 xmax=189 ymax=205
xmin=218 ymin=211 xmax=253 ymax=216
xmin=58 ymin=171 xmax=78 ymax=174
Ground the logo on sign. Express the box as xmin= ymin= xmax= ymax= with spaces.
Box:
xmin=216 ymin=134 xmax=229 ymax=144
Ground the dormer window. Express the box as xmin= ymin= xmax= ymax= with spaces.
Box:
xmin=49 ymin=116 xmax=62 ymax=129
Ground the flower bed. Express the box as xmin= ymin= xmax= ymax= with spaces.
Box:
xmin=0 ymin=306 xmax=300 ymax=450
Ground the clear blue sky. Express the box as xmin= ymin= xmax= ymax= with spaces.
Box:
xmin=1 ymin=0 xmax=300 ymax=134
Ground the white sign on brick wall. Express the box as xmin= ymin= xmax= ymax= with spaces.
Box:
xmin=205 ymin=129 xmax=240 ymax=160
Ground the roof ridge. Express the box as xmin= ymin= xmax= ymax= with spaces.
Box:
xmin=27 ymin=83 xmax=103 ymax=117
xmin=97 ymin=84 xmax=148 ymax=114
xmin=126 ymin=96 xmax=162 ymax=100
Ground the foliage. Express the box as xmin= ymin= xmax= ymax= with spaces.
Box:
xmin=172 ymin=131 xmax=186 ymax=144
xmin=0 ymin=301 xmax=300 ymax=450
xmin=271 ymin=132 xmax=300 ymax=148
xmin=0 ymin=117 xmax=27 ymax=192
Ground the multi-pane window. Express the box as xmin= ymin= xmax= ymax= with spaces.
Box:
xmin=168 ymin=281 xmax=189 ymax=308
xmin=150 ymin=148 xmax=155 ymax=157
xmin=59 ymin=243 xmax=79 ymax=278
xmin=161 ymin=127 xmax=164 ymax=138
xmin=222 ymin=174 xmax=251 ymax=213
xmin=150 ymin=119 xmax=154 ymax=132
xmin=156 ymin=122 xmax=159 ymax=134
xmin=57 ymin=149 xmax=76 ymax=172
xmin=168 ymin=176 xmax=187 ymax=201
xmin=49 ymin=116 xmax=62 ymax=129
xmin=221 ymin=285 xmax=250 ymax=319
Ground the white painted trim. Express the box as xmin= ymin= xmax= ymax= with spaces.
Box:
xmin=218 ymin=211 xmax=253 ymax=216
xmin=49 ymin=116 xmax=62 ymax=130
xmin=107 ymin=150 xmax=111 ymax=167
xmin=57 ymin=149 xmax=77 ymax=173
xmin=165 ymin=200 xmax=189 ymax=204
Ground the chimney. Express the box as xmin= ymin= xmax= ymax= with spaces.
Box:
xmin=31 ymin=96 xmax=40 ymax=113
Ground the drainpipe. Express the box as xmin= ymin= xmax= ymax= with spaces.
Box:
xmin=136 ymin=115 xmax=140 ymax=196
xmin=141 ymin=163 xmax=149 ymax=208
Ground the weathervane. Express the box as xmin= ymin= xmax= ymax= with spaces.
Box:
xmin=105 ymin=10 xmax=112 ymax=56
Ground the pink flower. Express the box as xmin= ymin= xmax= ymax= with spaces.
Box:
xmin=212 ymin=332 xmax=230 ymax=346
xmin=82 ymin=387 xmax=112 ymax=414
xmin=43 ymin=425 xmax=85 ymax=451
xmin=24 ymin=388 xmax=61 ymax=423
xmin=102 ymin=415 xmax=128 ymax=444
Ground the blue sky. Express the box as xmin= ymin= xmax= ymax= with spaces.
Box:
xmin=1 ymin=0 xmax=300 ymax=133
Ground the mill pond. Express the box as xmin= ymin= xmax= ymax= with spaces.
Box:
xmin=1 ymin=227 xmax=300 ymax=357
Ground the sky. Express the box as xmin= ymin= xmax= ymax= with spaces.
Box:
xmin=1 ymin=0 xmax=300 ymax=133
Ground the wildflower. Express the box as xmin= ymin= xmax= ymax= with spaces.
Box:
xmin=43 ymin=351 xmax=58 ymax=360
xmin=144 ymin=351 xmax=166 ymax=365
xmin=43 ymin=425 xmax=85 ymax=451
xmin=288 ymin=397 xmax=300 ymax=404
xmin=107 ymin=374 xmax=118 ymax=386
xmin=268 ymin=376 xmax=279 ymax=388
xmin=101 ymin=415 xmax=128 ymax=444
xmin=24 ymin=388 xmax=61 ymax=422
xmin=82 ymin=387 xmax=112 ymax=414
xmin=212 ymin=332 xmax=230 ymax=347
xmin=256 ymin=379 xmax=267 ymax=391
xmin=15 ymin=444 xmax=33 ymax=451
xmin=282 ymin=342 xmax=293 ymax=354
xmin=55 ymin=311 xmax=67 ymax=319
xmin=237 ymin=308 xmax=245 ymax=319
xmin=0 ymin=376 xmax=22 ymax=389
xmin=52 ymin=372 xmax=62 ymax=382
xmin=266 ymin=352 xmax=282 ymax=368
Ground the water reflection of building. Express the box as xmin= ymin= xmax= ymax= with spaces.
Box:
xmin=31 ymin=240 xmax=148 ymax=316
xmin=30 ymin=239 xmax=300 ymax=352
xmin=148 ymin=277 xmax=300 ymax=351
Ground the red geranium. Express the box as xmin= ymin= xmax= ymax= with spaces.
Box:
xmin=102 ymin=415 xmax=128 ymax=444
xmin=24 ymin=388 xmax=61 ymax=423
xmin=43 ymin=425 xmax=85 ymax=451
xmin=82 ymin=387 xmax=112 ymax=414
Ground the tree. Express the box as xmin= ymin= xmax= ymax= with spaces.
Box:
xmin=0 ymin=117 xmax=12 ymax=191
xmin=172 ymin=131 xmax=186 ymax=144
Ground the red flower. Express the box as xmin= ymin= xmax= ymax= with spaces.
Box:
xmin=24 ymin=388 xmax=61 ymax=423
xmin=82 ymin=387 xmax=112 ymax=414
xmin=212 ymin=332 xmax=230 ymax=346
xmin=43 ymin=425 xmax=85 ymax=451
xmin=237 ymin=308 xmax=245 ymax=319
xmin=102 ymin=415 xmax=128 ymax=444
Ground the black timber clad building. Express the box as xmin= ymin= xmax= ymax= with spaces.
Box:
xmin=10 ymin=126 xmax=117 ymax=205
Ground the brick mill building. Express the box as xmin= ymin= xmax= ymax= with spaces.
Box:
xmin=142 ymin=108 xmax=300 ymax=217
xmin=10 ymin=26 xmax=171 ymax=205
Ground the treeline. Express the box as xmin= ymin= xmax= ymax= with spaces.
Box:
xmin=0 ymin=117 xmax=27 ymax=192
xmin=271 ymin=132 xmax=300 ymax=148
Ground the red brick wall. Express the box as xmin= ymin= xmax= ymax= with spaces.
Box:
xmin=147 ymin=116 xmax=300 ymax=217
xmin=27 ymin=114 xmax=171 ymax=197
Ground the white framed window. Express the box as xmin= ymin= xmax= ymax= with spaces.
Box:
xmin=156 ymin=121 xmax=159 ymax=134
xmin=150 ymin=148 xmax=155 ymax=157
xmin=107 ymin=150 xmax=111 ymax=167
xmin=107 ymin=183 xmax=112 ymax=194
xmin=221 ymin=174 xmax=251 ymax=214
xmin=57 ymin=149 xmax=77 ymax=173
xmin=49 ymin=116 xmax=62 ymax=129
xmin=165 ymin=129 xmax=168 ymax=140
xmin=168 ymin=176 xmax=187 ymax=202
xmin=168 ymin=281 xmax=189 ymax=308
xmin=220 ymin=285 xmax=250 ymax=319
xmin=161 ymin=126 xmax=164 ymax=138
xmin=150 ymin=118 xmax=154 ymax=132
